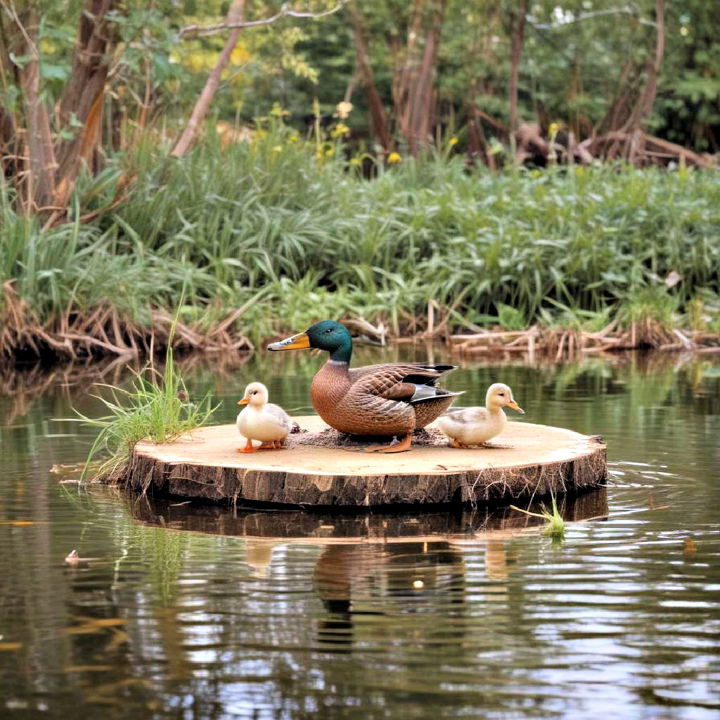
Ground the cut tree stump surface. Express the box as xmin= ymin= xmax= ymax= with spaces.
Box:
xmin=122 ymin=415 xmax=606 ymax=507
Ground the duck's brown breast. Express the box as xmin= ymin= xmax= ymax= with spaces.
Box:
xmin=310 ymin=361 xmax=352 ymax=421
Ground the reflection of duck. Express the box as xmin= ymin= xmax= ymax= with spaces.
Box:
xmin=268 ymin=320 xmax=461 ymax=452
xmin=244 ymin=540 xmax=277 ymax=578
xmin=312 ymin=542 xmax=466 ymax=648
xmin=483 ymin=539 xmax=519 ymax=583
xmin=437 ymin=383 xmax=524 ymax=448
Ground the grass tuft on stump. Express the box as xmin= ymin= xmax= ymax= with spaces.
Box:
xmin=78 ymin=346 xmax=217 ymax=481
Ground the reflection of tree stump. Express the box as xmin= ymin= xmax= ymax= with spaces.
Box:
xmin=119 ymin=416 xmax=607 ymax=508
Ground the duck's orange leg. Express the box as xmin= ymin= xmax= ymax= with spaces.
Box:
xmin=450 ymin=439 xmax=467 ymax=449
xmin=238 ymin=438 xmax=255 ymax=453
xmin=364 ymin=434 xmax=412 ymax=453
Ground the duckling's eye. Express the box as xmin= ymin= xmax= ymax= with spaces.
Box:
xmin=498 ymin=392 xmax=505 ymax=396
xmin=324 ymin=328 xmax=332 ymax=334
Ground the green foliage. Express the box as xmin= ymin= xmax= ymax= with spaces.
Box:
xmin=620 ymin=286 xmax=679 ymax=330
xmin=77 ymin=347 xmax=217 ymax=480
xmin=2 ymin=139 xmax=720 ymax=343
xmin=497 ymin=304 xmax=526 ymax=331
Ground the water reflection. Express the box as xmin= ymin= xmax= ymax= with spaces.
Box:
xmin=1 ymin=351 xmax=719 ymax=719
xmin=125 ymin=488 xmax=610 ymax=542
xmin=127 ymin=490 xmax=609 ymax=658
xmin=313 ymin=542 xmax=467 ymax=651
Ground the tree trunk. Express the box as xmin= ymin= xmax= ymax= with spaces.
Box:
xmin=407 ymin=0 xmax=445 ymax=153
xmin=348 ymin=7 xmax=392 ymax=154
xmin=55 ymin=0 xmax=116 ymax=205
xmin=16 ymin=9 xmax=57 ymax=211
xmin=0 ymin=10 xmax=20 ymax=181
xmin=508 ymin=0 xmax=528 ymax=134
xmin=171 ymin=0 xmax=247 ymax=158
xmin=623 ymin=0 xmax=665 ymax=134
xmin=393 ymin=0 xmax=446 ymax=155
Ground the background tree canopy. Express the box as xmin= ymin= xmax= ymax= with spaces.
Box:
xmin=2 ymin=1 xmax=719 ymax=170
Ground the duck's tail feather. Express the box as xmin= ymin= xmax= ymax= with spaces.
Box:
xmin=410 ymin=390 xmax=464 ymax=405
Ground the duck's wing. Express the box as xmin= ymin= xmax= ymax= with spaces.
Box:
xmin=264 ymin=403 xmax=292 ymax=432
xmin=442 ymin=407 xmax=489 ymax=423
xmin=351 ymin=362 xmax=455 ymax=382
xmin=349 ymin=363 xmax=457 ymax=403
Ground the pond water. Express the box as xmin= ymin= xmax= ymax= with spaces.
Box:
xmin=0 ymin=348 xmax=719 ymax=719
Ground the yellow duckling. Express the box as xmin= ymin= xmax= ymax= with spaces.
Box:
xmin=236 ymin=382 xmax=292 ymax=452
xmin=437 ymin=383 xmax=524 ymax=448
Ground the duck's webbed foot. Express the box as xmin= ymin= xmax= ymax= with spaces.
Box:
xmin=364 ymin=434 xmax=412 ymax=453
xmin=449 ymin=439 xmax=468 ymax=449
xmin=238 ymin=438 xmax=255 ymax=453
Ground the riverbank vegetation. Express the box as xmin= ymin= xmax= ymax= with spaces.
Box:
xmin=2 ymin=132 xmax=720 ymax=360
xmin=1 ymin=1 xmax=719 ymax=361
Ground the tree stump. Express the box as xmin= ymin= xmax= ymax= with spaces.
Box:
xmin=118 ymin=415 xmax=607 ymax=509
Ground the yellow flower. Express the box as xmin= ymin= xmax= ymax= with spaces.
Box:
xmin=388 ymin=152 xmax=402 ymax=164
xmin=331 ymin=123 xmax=350 ymax=139
xmin=548 ymin=122 xmax=560 ymax=137
xmin=272 ymin=145 xmax=282 ymax=153
xmin=449 ymin=136 xmax=459 ymax=146
xmin=270 ymin=103 xmax=290 ymax=118
xmin=325 ymin=147 xmax=335 ymax=158
xmin=288 ymin=134 xmax=300 ymax=143
xmin=336 ymin=101 xmax=353 ymax=119
xmin=349 ymin=157 xmax=361 ymax=167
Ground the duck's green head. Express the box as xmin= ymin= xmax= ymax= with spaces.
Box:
xmin=267 ymin=320 xmax=353 ymax=363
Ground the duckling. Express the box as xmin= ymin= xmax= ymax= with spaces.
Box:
xmin=236 ymin=382 xmax=292 ymax=452
xmin=437 ymin=383 xmax=524 ymax=448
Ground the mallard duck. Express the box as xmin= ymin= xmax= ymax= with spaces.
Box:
xmin=437 ymin=383 xmax=524 ymax=448
xmin=236 ymin=381 xmax=292 ymax=452
xmin=267 ymin=320 xmax=461 ymax=452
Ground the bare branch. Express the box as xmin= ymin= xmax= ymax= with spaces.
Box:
xmin=530 ymin=7 xmax=656 ymax=31
xmin=177 ymin=0 xmax=349 ymax=39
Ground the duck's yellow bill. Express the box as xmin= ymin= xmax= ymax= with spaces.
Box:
xmin=507 ymin=400 xmax=525 ymax=414
xmin=267 ymin=332 xmax=310 ymax=351
xmin=237 ymin=398 xmax=249 ymax=406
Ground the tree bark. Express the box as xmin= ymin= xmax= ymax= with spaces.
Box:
xmin=623 ymin=0 xmax=665 ymax=133
xmin=55 ymin=0 xmax=116 ymax=204
xmin=407 ymin=0 xmax=445 ymax=153
xmin=508 ymin=0 xmax=528 ymax=134
xmin=16 ymin=8 xmax=57 ymax=211
xmin=348 ymin=7 xmax=392 ymax=154
xmin=171 ymin=0 xmax=247 ymax=158
xmin=392 ymin=0 xmax=446 ymax=155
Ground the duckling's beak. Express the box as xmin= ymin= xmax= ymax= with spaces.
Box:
xmin=506 ymin=400 xmax=525 ymax=414
xmin=267 ymin=332 xmax=310 ymax=351
xmin=237 ymin=398 xmax=250 ymax=406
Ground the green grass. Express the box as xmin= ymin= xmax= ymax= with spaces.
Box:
xmin=2 ymin=128 xmax=720 ymax=354
xmin=78 ymin=346 xmax=217 ymax=480
xmin=511 ymin=495 xmax=567 ymax=539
